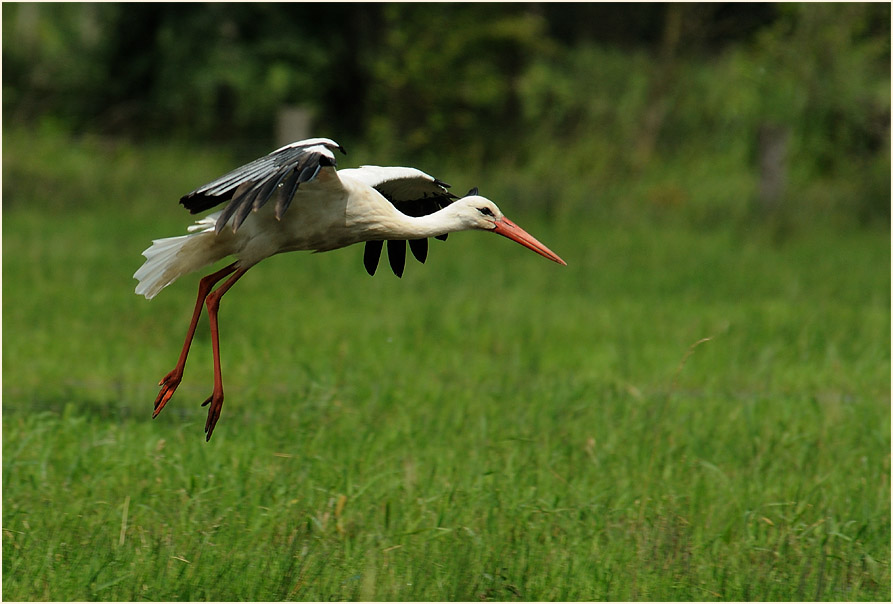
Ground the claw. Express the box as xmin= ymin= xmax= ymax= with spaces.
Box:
xmin=203 ymin=392 xmax=224 ymax=441
xmin=153 ymin=369 xmax=183 ymax=418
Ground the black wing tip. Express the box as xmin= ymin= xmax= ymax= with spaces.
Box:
xmin=387 ymin=240 xmax=406 ymax=278
xmin=408 ymin=238 xmax=428 ymax=265
xmin=364 ymin=240 xmax=383 ymax=276
xmin=366 ymin=239 xmax=430 ymax=277
xmin=180 ymin=192 xmax=216 ymax=214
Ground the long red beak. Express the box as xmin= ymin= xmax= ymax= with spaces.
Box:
xmin=492 ymin=217 xmax=567 ymax=266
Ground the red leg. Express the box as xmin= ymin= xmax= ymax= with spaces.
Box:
xmin=199 ymin=266 xmax=250 ymax=441
xmin=153 ymin=262 xmax=238 ymax=419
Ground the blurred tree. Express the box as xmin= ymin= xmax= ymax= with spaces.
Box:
xmin=364 ymin=3 xmax=551 ymax=162
xmin=2 ymin=3 xmax=888 ymax=225
xmin=2 ymin=3 xmax=113 ymax=127
xmin=538 ymin=3 xmax=776 ymax=51
xmin=746 ymin=2 xmax=891 ymax=222
xmin=3 ymin=3 xmax=374 ymax=145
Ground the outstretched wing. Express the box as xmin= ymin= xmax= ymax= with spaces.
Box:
xmin=179 ymin=138 xmax=346 ymax=234
xmin=339 ymin=165 xmax=457 ymax=277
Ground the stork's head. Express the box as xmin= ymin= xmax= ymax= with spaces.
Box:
xmin=450 ymin=189 xmax=566 ymax=266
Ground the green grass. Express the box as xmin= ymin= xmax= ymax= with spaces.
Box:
xmin=3 ymin=128 xmax=890 ymax=600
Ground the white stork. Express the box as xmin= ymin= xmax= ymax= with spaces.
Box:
xmin=134 ymin=138 xmax=565 ymax=440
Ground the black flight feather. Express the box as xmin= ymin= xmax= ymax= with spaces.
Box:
xmin=274 ymin=168 xmax=303 ymax=221
xmin=387 ymin=240 xmax=406 ymax=278
xmin=231 ymin=192 xmax=256 ymax=232
xmin=408 ymin=238 xmax=428 ymax=264
xmin=251 ymin=168 xmax=291 ymax=211
xmin=215 ymin=181 xmax=254 ymax=233
xmin=364 ymin=241 xmax=383 ymax=276
xmin=178 ymin=140 xmax=345 ymax=232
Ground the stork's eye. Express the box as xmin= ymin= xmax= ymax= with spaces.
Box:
xmin=477 ymin=207 xmax=494 ymax=217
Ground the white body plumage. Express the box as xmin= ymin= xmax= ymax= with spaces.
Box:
xmin=135 ymin=138 xmax=565 ymax=440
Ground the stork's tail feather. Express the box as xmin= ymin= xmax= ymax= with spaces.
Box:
xmin=134 ymin=217 xmax=224 ymax=299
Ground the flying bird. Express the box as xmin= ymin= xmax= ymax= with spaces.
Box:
xmin=134 ymin=138 xmax=566 ymax=440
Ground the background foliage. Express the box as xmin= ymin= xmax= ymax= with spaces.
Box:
xmin=3 ymin=2 xmax=890 ymax=225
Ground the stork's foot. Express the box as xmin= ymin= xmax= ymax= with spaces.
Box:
xmin=201 ymin=391 xmax=224 ymax=441
xmin=153 ymin=369 xmax=184 ymax=418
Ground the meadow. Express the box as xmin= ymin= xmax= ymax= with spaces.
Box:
xmin=3 ymin=129 xmax=890 ymax=600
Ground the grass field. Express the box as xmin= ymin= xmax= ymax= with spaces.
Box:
xmin=3 ymin=129 xmax=890 ymax=600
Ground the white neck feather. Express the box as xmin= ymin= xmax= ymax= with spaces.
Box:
xmin=372 ymin=204 xmax=472 ymax=240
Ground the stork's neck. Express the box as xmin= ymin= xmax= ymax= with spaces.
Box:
xmin=373 ymin=204 xmax=470 ymax=240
